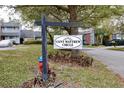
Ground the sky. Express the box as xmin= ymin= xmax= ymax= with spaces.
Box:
xmin=0 ymin=6 xmax=20 ymax=22
xmin=0 ymin=6 xmax=41 ymax=31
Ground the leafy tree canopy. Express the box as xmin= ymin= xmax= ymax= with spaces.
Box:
xmin=15 ymin=5 xmax=124 ymax=28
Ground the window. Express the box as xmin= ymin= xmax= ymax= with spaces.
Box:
xmin=1 ymin=27 xmax=4 ymax=29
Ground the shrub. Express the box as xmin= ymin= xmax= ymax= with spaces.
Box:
xmin=23 ymin=40 xmax=41 ymax=45
xmin=23 ymin=40 xmax=53 ymax=45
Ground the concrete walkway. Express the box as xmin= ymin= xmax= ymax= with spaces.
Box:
xmin=83 ymin=46 xmax=124 ymax=78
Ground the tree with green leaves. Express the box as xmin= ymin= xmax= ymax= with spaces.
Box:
xmin=95 ymin=19 xmax=116 ymax=45
xmin=14 ymin=5 xmax=124 ymax=56
xmin=114 ymin=16 xmax=124 ymax=32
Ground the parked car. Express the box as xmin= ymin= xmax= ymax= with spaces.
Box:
xmin=104 ymin=39 xmax=124 ymax=46
xmin=0 ymin=40 xmax=13 ymax=48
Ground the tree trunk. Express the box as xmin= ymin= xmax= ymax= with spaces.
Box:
xmin=100 ymin=35 xmax=103 ymax=45
xmin=96 ymin=35 xmax=101 ymax=45
xmin=68 ymin=5 xmax=80 ymax=57
xmin=47 ymin=30 xmax=53 ymax=44
xmin=0 ymin=25 xmax=1 ymax=41
xmin=0 ymin=33 xmax=1 ymax=41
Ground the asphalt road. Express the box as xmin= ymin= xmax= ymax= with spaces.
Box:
xmin=83 ymin=46 xmax=124 ymax=78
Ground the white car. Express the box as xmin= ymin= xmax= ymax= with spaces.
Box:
xmin=0 ymin=40 xmax=13 ymax=48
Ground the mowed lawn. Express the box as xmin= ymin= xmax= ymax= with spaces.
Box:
xmin=0 ymin=45 xmax=124 ymax=87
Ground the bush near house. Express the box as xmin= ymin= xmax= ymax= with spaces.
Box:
xmin=23 ymin=40 xmax=41 ymax=45
xmin=23 ymin=40 xmax=52 ymax=45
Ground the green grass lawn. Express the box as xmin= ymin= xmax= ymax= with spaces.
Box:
xmin=108 ymin=47 xmax=124 ymax=51
xmin=0 ymin=45 xmax=124 ymax=87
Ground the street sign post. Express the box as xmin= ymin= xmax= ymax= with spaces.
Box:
xmin=35 ymin=15 xmax=82 ymax=81
xmin=41 ymin=16 xmax=48 ymax=81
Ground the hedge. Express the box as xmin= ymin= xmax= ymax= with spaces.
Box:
xmin=23 ymin=40 xmax=53 ymax=45
xmin=23 ymin=40 xmax=41 ymax=45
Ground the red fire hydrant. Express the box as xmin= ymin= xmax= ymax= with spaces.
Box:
xmin=37 ymin=56 xmax=56 ymax=82
xmin=38 ymin=56 xmax=50 ymax=74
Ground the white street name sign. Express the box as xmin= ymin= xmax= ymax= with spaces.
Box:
xmin=54 ymin=35 xmax=83 ymax=49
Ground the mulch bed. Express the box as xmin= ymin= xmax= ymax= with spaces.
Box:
xmin=48 ymin=51 xmax=93 ymax=67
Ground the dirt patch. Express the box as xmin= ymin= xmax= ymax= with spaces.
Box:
xmin=20 ymin=66 xmax=81 ymax=88
xmin=20 ymin=78 xmax=80 ymax=88
xmin=116 ymin=74 xmax=124 ymax=83
xmin=20 ymin=68 xmax=57 ymax=88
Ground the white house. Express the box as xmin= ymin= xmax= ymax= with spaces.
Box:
xmin=0 ymin=21 xmax=21 ymax=44
xmin=112 ymin=32 xmax=124 ymax=40
xmin=20 ymin=30 xmax=41 ymax=41
xmin=0 ymin=21 xmax=43 ymax=44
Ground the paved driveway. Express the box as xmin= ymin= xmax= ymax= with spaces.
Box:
xmin=83 ymin=46 xmax=124 ymax=78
